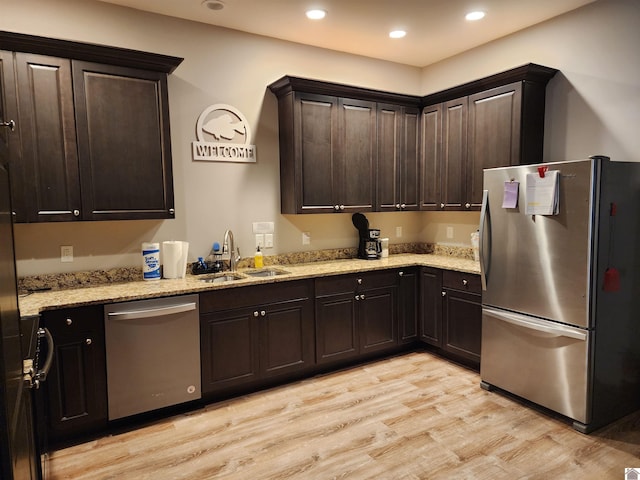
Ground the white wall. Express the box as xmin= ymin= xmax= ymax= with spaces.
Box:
xmin=421 ymin=0 xmax=640 ymax=164
xmin=4 ymin=0 xmax=637 ymax=276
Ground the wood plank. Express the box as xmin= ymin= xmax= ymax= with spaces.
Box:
xmin=47 ymin=351 xmax=640 ymax=479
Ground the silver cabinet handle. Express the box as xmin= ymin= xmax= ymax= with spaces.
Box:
xmin=396 ymin=204 xmax=401 ymax=209
xmin=360 ymin=294 xmax=365 ymax=300
xmin=1 ymin=120 xmax=16 ymax=131
xmin=398 ymin=271 xmax=404 ymax=277
xmin=440 ymin=203 xmax=445 ymax=209
xmin=339 ymin=205 xmax=345 ymax=210
xmin=334 ymin=205 xmax=340 ymax=211
xmin=462 ymin=279 xmax=468 ymax=286
xmin=73 ymin=209 xmax=80 ymax=217
xmin=85 ymin=338 xmax=92 ymax=345
xmin=465 ymin=203 xmax=471 ymax=209
xmin=66 ymin=318 xmax=73 ymax=326
xmin=253 ymin=311 xmax=259 ymax=317
xmin=442 ymin=291 xmax=446 ymax=297
xmin=357 ymin=278 xmax=362 ymax=285
xmin=169 ymin=208 xmax=175 ymax=215
xmin=260 ymin=310 xmax=266 ymax=317
xmin=401 ymin=203 xmax=406 ymax=209
xmin=355 ymin=295 xmax=360 ymax=300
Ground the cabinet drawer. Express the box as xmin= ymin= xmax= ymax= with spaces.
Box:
xmin=200 ymin=279 xmax=312 ymax=313
xmin=315 ymin=269 xmax=398 ymax=296
xmin=442 ymin=270 xmax=481 ymax=293
xmin=42 ymin=305 xmax=104 ymax=336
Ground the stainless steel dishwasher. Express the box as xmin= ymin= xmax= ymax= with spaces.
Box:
xmin=104 ymin=294 xmax=201 ymax=420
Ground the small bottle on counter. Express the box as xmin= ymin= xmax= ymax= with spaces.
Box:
xmin=254 ymin=246 xmax=264 ymax=269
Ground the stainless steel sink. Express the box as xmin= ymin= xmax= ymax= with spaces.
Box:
xmin=243 ymin=267 xmax=290 ymax=278
xmin=198 ymin=273 xmax=245 ymax=283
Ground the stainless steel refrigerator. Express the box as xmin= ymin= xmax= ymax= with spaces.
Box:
xmin=479 ymin=156 xmax=640 ymax=433
xmin=0 ymin=162 xmax=51 ymax=478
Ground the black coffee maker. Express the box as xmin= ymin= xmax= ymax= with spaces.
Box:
xmin=352 ymin=213 xmax=381 ymax=260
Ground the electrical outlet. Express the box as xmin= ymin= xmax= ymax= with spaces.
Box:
xmin=446 ymin=226 xmax=454 ymax=239
xmin=264 ymin=233 xmax=274 ymax=248
xmin=302 ymin=232 xmax=311 ymax=245
xmin=395 ymin=226 xmax=402 ymax=238
xmin=61 ymin=245 xmax=73 ymax=262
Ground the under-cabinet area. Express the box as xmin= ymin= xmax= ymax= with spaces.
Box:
xmin=29 ymin=260 xmax=481 ymax=448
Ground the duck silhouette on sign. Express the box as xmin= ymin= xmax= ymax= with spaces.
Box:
xmin=202 ymin=113 xmax=245 ymax=141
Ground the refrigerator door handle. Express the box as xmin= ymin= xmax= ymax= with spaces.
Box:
xmin=483 ymin=307 xmax=587 ymax=341
xmin=479 ymin=189 xmax=491 ymax=290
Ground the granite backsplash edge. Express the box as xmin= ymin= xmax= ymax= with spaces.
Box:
xmin=18 ymin=243 xmax=475 ymax=293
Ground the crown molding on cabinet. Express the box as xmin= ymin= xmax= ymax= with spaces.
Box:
xmin=0 ymin=30 xmax=183 ymax=73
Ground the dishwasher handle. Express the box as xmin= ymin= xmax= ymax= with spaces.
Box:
xmin=107 ymin=302 xmax=197 ymax=320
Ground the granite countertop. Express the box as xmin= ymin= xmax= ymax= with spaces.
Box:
xmin=18 ymin=253 xmax=480 ymax=317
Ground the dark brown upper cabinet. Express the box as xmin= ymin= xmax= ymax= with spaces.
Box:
xmin=377 ymin=104 xmax=420 ymax=212
xmin=0 ymin=31 xmax=182 ymax=222
xmin=421 ymin=64 xmax=557 ymax=211
xmin=268 ymin=76 xmax=421 ymax=214
xmin=270 ymin=65 xmax=556 ymax=215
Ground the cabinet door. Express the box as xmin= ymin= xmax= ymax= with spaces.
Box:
xmin=294 ymin=92 xmax=339 ymax=213
xmin=42 ymin=306 xmax=107 ymax=444
xmin=378 ymin=104 xmax=420 ymax=212
xmin=419 ymin=267 xmax=443 ymax=346
xmin=441 ymin=97 xmax=467 ymax=210
xmin=442 ymin=289 xmax=482 ymax=364
xmin=398 ymin=269 xmax=419 ymax=344
xmin=376 ymin=103 xmax=401 ymax=211
xmin=260 ymin=298 xmax=314 ymax=378
xmin=200 ymin=309 xmax=259 ymax=395
xmin=420 ymin=103 xmax=442 ymax=210
xmin=359 ymin=285 xmax=397 ymax=355
xmin=315 ymin=291 xmax=358 ymax=364
xmin=72 ymin=61 xmax=174 ymax=220
xmin=15 ymin=53 xmax=81 ymax=223
xmin=0 ymin=51 xmax=23 ymax=221
xmin=467 ymin=82 xmax=522 ymax=208
xmin=338 ymin=98 xmax=375 ymax=212
xmin=400 ymin=107 xmax=420 ymax=210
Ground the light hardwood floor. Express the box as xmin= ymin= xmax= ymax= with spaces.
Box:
xmin=47 ymin=351 xmax=640 ymax=479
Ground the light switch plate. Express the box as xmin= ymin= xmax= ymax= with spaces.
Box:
xmin=252 ymin=222 xmax=274 ymax=234
xmin=264 ymin=233 xmax=274 ymax=248
xmin=255 ymin=234 xmax=265 ymax=248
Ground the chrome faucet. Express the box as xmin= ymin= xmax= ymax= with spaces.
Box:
xmin=223 ymin=229 xmax=241 ymax=272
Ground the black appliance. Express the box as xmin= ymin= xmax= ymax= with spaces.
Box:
xmin=0 ymin=162 xmax=51 ymax=478
xmin=352 ymin=213 xmax=381 ymax=260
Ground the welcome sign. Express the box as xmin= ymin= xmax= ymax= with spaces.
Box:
xmin=192 ymin=104 xmax=256 ymax=163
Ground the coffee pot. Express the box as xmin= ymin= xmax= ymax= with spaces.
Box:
xmin=352 ymin=213 xmax=382 ymax=260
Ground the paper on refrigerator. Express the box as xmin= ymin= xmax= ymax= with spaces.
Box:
xmin=525 ymin=170 xmax=560 ymax=215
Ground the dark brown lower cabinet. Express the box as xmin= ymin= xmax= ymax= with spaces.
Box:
xmin=398 ymin=268 xmax=419 ymax=344
xmin=200 ymin=280 xmax=315 ymax=396
xmin=420 ymin=268 xmax=482 ymax=367
xmin=419 ymin=267 xmax=443 ymax=346
xmin=40 ymin=306 xmax=108 ymax=445
xmin=442 ymin=271 xmax=482 ymax=364
xmin=315 ymin=270 xmax=399 ymax=365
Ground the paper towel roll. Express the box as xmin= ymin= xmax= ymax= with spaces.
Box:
xmin=163 ymin=241 xmax=189 ymax=279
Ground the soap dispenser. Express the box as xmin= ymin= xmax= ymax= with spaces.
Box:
xmin=254 ymin=246 xmax=264 ymax=269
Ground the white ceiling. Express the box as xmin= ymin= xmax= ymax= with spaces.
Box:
xmin=96 ymin=0 xmax=596 ymax=67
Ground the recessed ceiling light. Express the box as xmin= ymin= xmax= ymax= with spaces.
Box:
xmin=306 ymin=9 xmax=327 ymax=20
xmin=465 ymin=11 xmax=486 ymax=21
xmin=389 ymin=30 xmax=407 ymax=39
xmin=202 ymin=0 xmax=225 ymax=11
